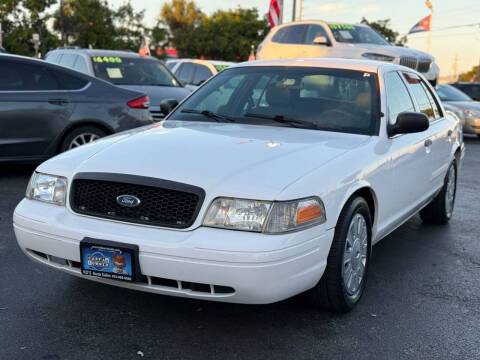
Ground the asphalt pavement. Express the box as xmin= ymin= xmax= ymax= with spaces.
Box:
xmin=1 ymin=136 xmax=479 ymax=360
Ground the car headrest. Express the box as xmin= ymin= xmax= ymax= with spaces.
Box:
xmin=265 ymin=82 xmax=300 ymax=107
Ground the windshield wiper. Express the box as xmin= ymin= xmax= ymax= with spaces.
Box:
xmin=244 ymin=112 xmax=319 ymax=129
xmin=181 ymin=109 xmax=236 ymax=122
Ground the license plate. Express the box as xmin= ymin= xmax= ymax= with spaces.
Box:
xmin=80 ymin=239 xmax=139 ymax=282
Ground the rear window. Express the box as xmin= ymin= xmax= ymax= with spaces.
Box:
xmin=92 ymin=56 xmax=179 ymax=87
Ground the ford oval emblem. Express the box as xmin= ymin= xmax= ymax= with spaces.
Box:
xmin=116 ymin=195 xmax=141 ymax=208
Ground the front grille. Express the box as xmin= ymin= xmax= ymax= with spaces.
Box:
xmin=70 ymin=173 xmax=205 ymax=229
xmin=399 ymin=56 xmax=418 ymax=70
xmin=417 ymin=59 xmax=432 ymax=73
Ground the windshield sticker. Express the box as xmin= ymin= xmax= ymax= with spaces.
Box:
xmin=106 ymin=68 xmax=123 ymax=78
xmin=92 ymin=56 xmax=123 ymax=63
xmin=329 ymin=24 xmax=355 ymax=30
xmin=338 ymin=30 xmax=353 ymax=39
xmin=215 ymin=65 xmax=229 ymax=72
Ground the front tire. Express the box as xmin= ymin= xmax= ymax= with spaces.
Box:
xmin=308 ymin=196 xmax=372 ymax=313
xmin=419 ymin=160 xmax=457 ymax=224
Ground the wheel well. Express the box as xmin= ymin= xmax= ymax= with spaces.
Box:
xmin=348 ymin=187 xmax=376 ymax=226
xmin=454 ymin=147 xmax=461 ymax=166
xmin=56 ymin=121 xmax=113 ymax=153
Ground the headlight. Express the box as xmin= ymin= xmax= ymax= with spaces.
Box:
xmin=361 ymin=53 xmax=395 ymax=62
xmin=203 ymin=197 xmax=326 ymax=233
xmin=26 ymin=172 xmax=68 ymax=206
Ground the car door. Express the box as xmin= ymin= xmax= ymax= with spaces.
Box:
xmin=192 ymin=64 xmax=213 ymax=87
xmin=175 ymin=62 xmax=195 ymax=90
xmin=0 ymin=58 xmax=76 ymax=160
xmin=299 ymin=24 xmax=332 ymax=58
xmin=262 ymin=24 xmax=309 ymax=59
xmin=403 ymin=71 xmax=452 ymax=192
xmin=380 ymin=71 xmax=431 ymax=227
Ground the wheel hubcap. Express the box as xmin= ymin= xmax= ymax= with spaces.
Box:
xmin=445 ymin=165 xmax=456 ymax=218
xmin=342 ymin=213 xmax=368 ymax=297
xmin=68 ymin=133 xmax=100 ymax=149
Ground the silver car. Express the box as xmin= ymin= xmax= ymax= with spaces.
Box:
xmin=437 ymin=84 xmax=480 ymax=137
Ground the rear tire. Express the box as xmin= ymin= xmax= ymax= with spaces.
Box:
xmin=307 ymin=196 xmax=372 ymax=313
xmin=59 ymin=126 xmax=106 ymax=153
xmin=419 ymin=160 xmax=457 ymax=224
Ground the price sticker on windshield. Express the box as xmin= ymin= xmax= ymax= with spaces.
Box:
xmin=92 ymin=56 xmax=123 ymax=63
xmin=329 ymin=24 xmax=355 ymax=30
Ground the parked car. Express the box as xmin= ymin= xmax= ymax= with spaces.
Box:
xmin=256 ymin=21 xmax=440 ymax=86
xmin=45 ymin=48 xmax=190 ymax=120
xmin=0 ymin=54 xmax=152 ymax=162
xmin=14 ymin=58 xmax=464 ymax=313
xmin=449 ymin=82 xmax=480 ymax=101
xmin=167 ymin=59 xmax=234 ymax=91
xmin=437 ymin=83 xmax=480 ymax=137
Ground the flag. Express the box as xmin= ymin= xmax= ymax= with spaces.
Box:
xmin=139 ymin=36 xmax=150 ymax=57
xmin=408 ymin=14 xmax=431 ymax=34
xmin=425 ymin=0 xmax=433 ymax=10
xmin=248 ymin=45 xmax=255 ymax=61
xmin=268 ymin=0 xmax=283 ymax=28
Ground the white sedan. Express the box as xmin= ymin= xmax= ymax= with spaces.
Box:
xmin=14 ymin=59 xmax=464 ymax=313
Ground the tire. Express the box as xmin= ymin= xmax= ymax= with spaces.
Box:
xmin=419 ymin=160 xmax=457 ymax=224
xmin=59 ymin=126 xmax=106 ymax=153
xmin=307 ymin=196 xmax=372 ymax=313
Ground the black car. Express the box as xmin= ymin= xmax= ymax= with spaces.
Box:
xmin=450 ymin=82 xmax=480 ymax=101
xmin=44 ymin=48 xmax=191 ymax=120
xmin=0 ymin=54 xmax=152 ymax=163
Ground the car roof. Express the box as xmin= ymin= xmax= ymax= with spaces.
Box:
xmin=231 ymin=58 xmax=401 ymax=73
xmin=173 ymin=58 xmax=234 ymax=66
xmin=274 ymin=20 xmax=369 ymax=29
xmin=48 ymin=48 xmax=156 ymax=59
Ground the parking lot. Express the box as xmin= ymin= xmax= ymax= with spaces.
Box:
xmin=0 ymin=135 xmax=478 ymax=360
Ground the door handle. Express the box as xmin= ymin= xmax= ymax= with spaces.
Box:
xmin=447 ymin=130 xmax=453 ymax=137
xmin=424 ymin=139 xmax=433 ymax=147
xmin=48 ymin=99 xmax=69 ymax=106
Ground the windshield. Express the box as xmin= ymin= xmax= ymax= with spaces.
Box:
xmin=329 ymin=24 xmax=390 ymax=45
xmin=168 ymin=66 xmax=380 ymax=135
xmin=437 ymin=84 xmax=472 ymax=102
xmin=91 ymin=56 xmax=180 ymax=87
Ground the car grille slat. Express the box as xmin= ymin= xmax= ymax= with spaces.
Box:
xmin=70 ymin=174 xmax=205 ymax=229
xmin=417 ymin=58 xmax=432 ymax=73
xmin=399 ymin=56 xmax=418 ymax=70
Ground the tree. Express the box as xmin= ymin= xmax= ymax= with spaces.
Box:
xmin=360 ymin=17 xmax=407 ymax=46
xmin=458 ymin=65 xmax=479 ymax=82
xmin=53 ymin=0 xmax=117 ymax=49
xmin=159 ymin=0 xmax=269 ymax=61
xmin=0 ymin=0 xmax=60 ymax=56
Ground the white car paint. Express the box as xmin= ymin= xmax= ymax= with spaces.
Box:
xmin=13 ymin=58 xmax=463 ymax=304
xmin=168 ymin=59 xmax=234 ymax=91
xmin=256 ymin=21 xmax=440 ymax=84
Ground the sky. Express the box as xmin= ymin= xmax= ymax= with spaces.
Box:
xmin=123 ymin=0 xmax=480 ymax=76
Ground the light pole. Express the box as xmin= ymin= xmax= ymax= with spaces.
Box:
xmin=292 ymin=0 xmax=296 ymax=22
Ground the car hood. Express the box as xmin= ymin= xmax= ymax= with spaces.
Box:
xmin=38 ymin=121 xmax=370 ymax=200
xmin=338 ymin=43 xmax=434 ymax=60
xmin=442 ymin=100 xmax=480 ymax=110
xmin=118 ymin=85 xmax=190 ymax=106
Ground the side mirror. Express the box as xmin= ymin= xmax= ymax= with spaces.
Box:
xmin=388 ymin=112 xmax=429 ymax=137
xmin=313 ymin=36 xmax=328 ymax=45
xmin=160 ymin=99 xmax=179 ymax=116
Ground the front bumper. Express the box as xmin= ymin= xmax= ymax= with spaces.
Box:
xmin=13 ymin=199 xmax=333 ymax=304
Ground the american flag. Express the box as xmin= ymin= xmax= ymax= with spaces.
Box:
xmin=408 ymin=15 xmax=431 ymax=34
xmin=268 ymin=0 xmax=283 ymax=28
xmin=139 ymin=36 xmax=150 ymax=57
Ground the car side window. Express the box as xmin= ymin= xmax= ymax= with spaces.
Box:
xmin=0 ymin=59 xmax=59 ymax=91
xmin=193 ymin=64 xmax=212 ymax=86
xmin=59 ymin=53 xmax=77 ymax=68
xmin=384 ymin=71 xmax=415 ymax=125
xmin=45 ymin=52 xmax=60 ymax=64
xmin=51 ymin=68 xmax=88 ymax=90
xmin=73 ymin=56 xmax=89 ymax=74
xmin=176 ymin=62 xmax=194 ymax=84
xmin=305 ymin=25 xmax=329 ymax=44
xmin=403 ymin=72 xmax=440 ymax=121
xmin=271 ymin=25 xmax=308 ymax=44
